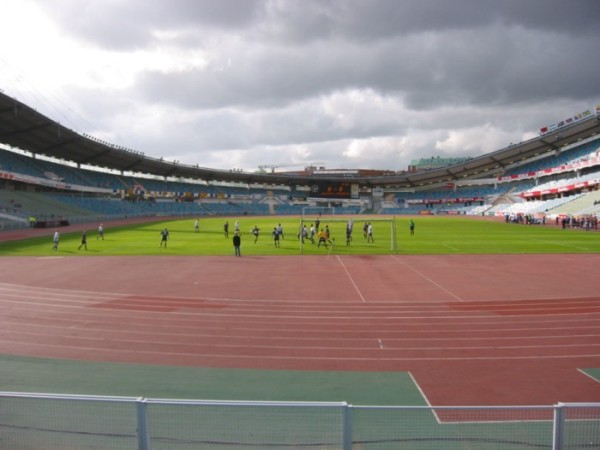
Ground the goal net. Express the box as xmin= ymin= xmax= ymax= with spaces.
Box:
xmin=301 ymin=206 xmax=337 ymax=219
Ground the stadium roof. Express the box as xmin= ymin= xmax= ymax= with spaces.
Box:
xmin=1 ymin=91 xmax=599 ymax=189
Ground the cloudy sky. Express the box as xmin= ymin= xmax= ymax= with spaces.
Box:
xmin=0 ymin=0 xmax=598 ymax=173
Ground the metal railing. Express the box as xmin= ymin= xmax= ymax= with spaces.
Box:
xmin=0 ymin=392 xmax=598 ymax=449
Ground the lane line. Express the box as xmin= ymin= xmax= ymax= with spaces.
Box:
xmin=2 ymin=339 xmax=598 ymax=361
xmin=408 ymin=372 xmax=442 ymax=424
xmin=335 ymin=255 xmax=367 ymax=303
xmin=577 ymin=368 xmax=600 ymax=384
xmin=5 ymin=328 xmax=600 ymax=352
xmin=4 ymin=319 xmax=600 ymax=343
xmin=391 ymin=255 xmax=464 ymax=302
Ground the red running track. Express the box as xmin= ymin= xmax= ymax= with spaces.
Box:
xmin=0 ymin=253 xmax=599 ymax=406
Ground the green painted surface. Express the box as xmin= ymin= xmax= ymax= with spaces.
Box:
xmin=0 ymin=354 xmax=424 ymax=405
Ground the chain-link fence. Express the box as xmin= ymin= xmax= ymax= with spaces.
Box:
xmin=1 ymin=392 xmax=598 ymax=450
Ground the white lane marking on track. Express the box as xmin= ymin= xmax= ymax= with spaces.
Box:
xmin=408 ymin=372 xmax=440 ymax=423
xmin=577 ymin=368 xmax=600 ymax=383
xmin=5 ymin=320 xmax=600 ymax=346
xmin=391 ymin=255 xmax=464 ymax=302
xmin=2 ymin=338 xmax=599 ymax=361
xmin=335 ymin=255 xmax=367 ymax=303
xmin=8 ymin=327 xmax=600 ymax=353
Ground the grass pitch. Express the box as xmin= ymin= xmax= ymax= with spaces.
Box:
xmin=0 ymin=215 xmax=598 ymax=256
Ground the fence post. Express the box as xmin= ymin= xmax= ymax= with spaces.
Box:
xmin=342 ymin=403 xmax=352 ymax=450
xmin=553 ymin=402 xmax=565 ymax=450
xmin=136 ymin=397 xmax=151 ymax=450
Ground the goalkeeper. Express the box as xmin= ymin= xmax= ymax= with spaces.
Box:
xmin=317 ymin=229 xmax=328 ymax=248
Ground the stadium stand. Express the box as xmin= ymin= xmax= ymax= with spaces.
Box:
xmin=0 ymin=90 xmax=599 ymax=228
xmin=2 ymin=138 xmax=599 ymax=227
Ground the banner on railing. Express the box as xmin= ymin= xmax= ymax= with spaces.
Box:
xmin=540 ymin=108 xmax=595 ymax=135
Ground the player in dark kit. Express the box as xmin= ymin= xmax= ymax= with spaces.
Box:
xmin=233 ymin=231 xmax=241 ymax=256
xmin=160 ymin=228 xmax=169 ymax=247
xmin=78 ymin=230 xmax=88 ymax=251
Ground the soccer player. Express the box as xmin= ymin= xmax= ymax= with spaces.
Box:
xmin=317 ymin=229 xmax=328 ymax=248
xmin=160 ymin=228 xmax=169 ymax=247
xmin=272 ymin=227 xmax=280 ymax=247
xmin=233 ymin=231 xmax=241 ymax=256
xmin=52 ymin=230 xmax=59 ymax=251
xmin=78 ymin=230 xmax=88 ymax=251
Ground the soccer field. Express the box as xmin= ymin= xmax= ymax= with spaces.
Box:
xmin=0 ymin=215 xmax=599 ymax=256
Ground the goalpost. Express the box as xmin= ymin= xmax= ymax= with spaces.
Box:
xmin=298 ymin=207 xmax=398 ymax=254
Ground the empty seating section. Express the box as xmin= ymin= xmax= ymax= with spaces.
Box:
xmin=490 ymin=195 xmax=584 ymax=216
xmin=0 ymin=190 xmax=93 ymax=220
xmin=502 ymin=140 xmax=600 ymax=176
xmin=48 ymin=195 xmax=210 ymax=218
xmin=0 ymin=149 xmax=133 ymax=191
xmin=522 ymin=172 xmax=600 ymax=195
xmin=0 ymin=150 xmax=48 ymax=178
xmin=547 ymin=189 xmax=600 ymax=216
xmin=387 ymin=185 xmax=513 ymax=215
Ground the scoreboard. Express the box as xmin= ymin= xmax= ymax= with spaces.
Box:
xmin=309 ymin=181 xmax=358 ymax=199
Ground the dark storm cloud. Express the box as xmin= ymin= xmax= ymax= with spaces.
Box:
xmin=132 ymin=22 xmax=599 ymax=112
xmin=40 ymin=0 xmax=600 ymax=49
xmin=14 ymin=0 xmax=600 ymax=170
xmin=133 ymin=39 xmax=368 ymax=109
xmin=38 ymin=0 xmax=600 ymax=110
xmin=255 ymin=0 xmax=600 ymax=42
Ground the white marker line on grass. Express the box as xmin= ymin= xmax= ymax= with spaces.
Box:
xmin=442 ymin=243 xmax=460 ymax=252
xmin=391 ymin=255 xmax=464 ymax=302
xmin=92 ymin=243 xmax=148 ymax=253
xmin=335 ymin=255 xmax=367 ymax=303
xmin=528 ymin=238 xmax=590 ymax=251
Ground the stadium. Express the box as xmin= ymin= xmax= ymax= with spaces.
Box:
xmin=1 ymin=90 xmax=600 ymax=449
